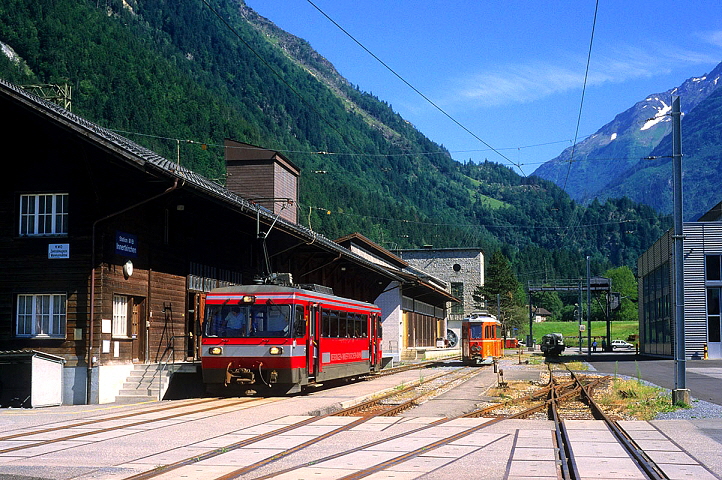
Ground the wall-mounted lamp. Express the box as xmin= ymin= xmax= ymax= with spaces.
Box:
xmin=123 ymin=260 xmax=134 ymax=278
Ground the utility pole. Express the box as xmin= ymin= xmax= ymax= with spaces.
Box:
xmin=578 ymin=281 xmax=583 ymax=353
xmin=586 ymin=256 xmax=592 ymax=357
xmin=527 ymin=285 xmax=534 ymax=352
xmin=671 ymin=95 xmax=689 ymax=405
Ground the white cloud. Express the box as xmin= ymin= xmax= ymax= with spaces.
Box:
xmin=698 ymin=30 xmax=722 ymax=47
xmin=447 ymin=42 xmax=721 ymax=108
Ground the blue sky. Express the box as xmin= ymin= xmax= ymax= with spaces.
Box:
xmin=245 ymin=0 xmax=722 ymax=176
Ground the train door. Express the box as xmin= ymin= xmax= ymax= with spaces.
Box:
xmin=370 ymin=314 xmax=382 ymax=370
xmin=307 ymin=304 xmax=320 ymax=380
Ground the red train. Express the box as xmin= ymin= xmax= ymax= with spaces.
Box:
xmin=461 ymin=311 xmax=503 ymax=365
xmin=201 ymin=284 xmax=383 ymax=394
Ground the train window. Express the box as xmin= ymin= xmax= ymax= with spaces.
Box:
xmin=361 ymin=314 xmax=368 ymax=336
xmin=322 ymin=309 xmax=341 ymax=337
xmin=293 ymin=305 xmax=306 ymax=337
xmin=470 ymin=324 xmax=483 ymax=339
xmin=339 ymin=311 xmax=348 ymax=337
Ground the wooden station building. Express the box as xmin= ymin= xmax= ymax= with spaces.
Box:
xmin=0 ymin=78 xmax=435 ymax=405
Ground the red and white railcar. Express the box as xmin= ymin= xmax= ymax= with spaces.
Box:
xmin=461 ymin=311 xmax=503 ymax=365
xmin=201 ymin=284 xmax=382 ymax=394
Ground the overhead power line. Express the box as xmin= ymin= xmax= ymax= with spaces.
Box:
xmin=559 ymin=0 xmax=600 ymax=248
xmin=305 ymin=0 xmax=525 ymax=176
xmin=562 ymin=0 xmax=599 ymax=192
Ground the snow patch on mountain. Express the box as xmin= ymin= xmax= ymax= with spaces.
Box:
xmin=640 ymin=100 xmax=671 ymax=131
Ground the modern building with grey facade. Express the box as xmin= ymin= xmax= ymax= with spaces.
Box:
xmin=638 ymin=201 xmax=722 ymax=359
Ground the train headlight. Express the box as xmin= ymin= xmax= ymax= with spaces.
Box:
xmin=240 ymin=295 xmax=256 ymax=304
xmin=269 ymin=346 xmax=283 ymax=355
xmin=209 ymin=346 xmax=223 ymax=355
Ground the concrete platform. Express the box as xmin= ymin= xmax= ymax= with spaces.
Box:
xmin=0 ymin=360 xmax=720 ymax=479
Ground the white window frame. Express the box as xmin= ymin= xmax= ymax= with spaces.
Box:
xmin=113 ymin=295 xmax=130 ymax=338
xmin=16 ymin=293 xmax=67 ymax=338
xmin=19 ymin=193 xmax=69 ymax=236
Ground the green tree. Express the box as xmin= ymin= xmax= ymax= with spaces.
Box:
xmin=474 ymin=251 xmax=526 ymax=336
xmin=533 ymin=290 xmax=564 ymax=321
xmin=604 ymin=266 xmax=639 ymax=322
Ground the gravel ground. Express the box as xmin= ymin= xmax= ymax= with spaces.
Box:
xmin=654 ymin=398 xmax=722 ymax=419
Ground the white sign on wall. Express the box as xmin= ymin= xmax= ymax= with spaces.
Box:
xmin=48 ymin=243 xmax=70 ymax=259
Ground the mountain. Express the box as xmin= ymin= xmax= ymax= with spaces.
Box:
xmin=602 ymin=83 xmax=722 ymax=219
xmin=533 ymin=63 xmax=722 ymax=219
xmin=0 ymin=0 xmax=672 ymax=279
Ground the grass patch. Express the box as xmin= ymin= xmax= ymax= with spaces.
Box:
xmin=596 ymin=377 xmax=684 ymax=420
xmin=564 ymin=361 xmax=588 ymax=371
xmin=525 ymin=321 xmax=638 ymax=347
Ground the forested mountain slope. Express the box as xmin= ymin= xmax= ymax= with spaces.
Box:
xmin=0 ymin=0 xmax=671 ymax=279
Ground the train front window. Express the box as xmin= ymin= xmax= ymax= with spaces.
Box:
xmin=204 ymin=304 xmax=292 ymax=338
xmin=469 ymin=324 xmax=483 ymax=339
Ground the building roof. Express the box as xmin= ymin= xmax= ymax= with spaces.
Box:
xmin=399 ymin=247 xmax=485 ymax=254
xmin=697 ymin=200 xmax=722 ymax=222
xmin=0 ymin=78 xmax=402 ymax=283
xmin=335 ymin=233 xmax=408 ymax=269
xmin=335 ymin=233 xmax=455 ymax=305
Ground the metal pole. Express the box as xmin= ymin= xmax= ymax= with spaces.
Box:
xmin=528 ymin=285 xmax=534 ymax=351
xmin=587 ymin=256 xmax=592 ymax=357
xmin=578 ymin=281 xmax=583 ymax=353
xmin=606 ymin=293 xmax=611 ymax=352
xmin=671 ymin=95 xmax=688 ymax=404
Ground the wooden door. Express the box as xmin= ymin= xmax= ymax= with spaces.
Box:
xmin=131 ymin=298 xmax=146 ymax=363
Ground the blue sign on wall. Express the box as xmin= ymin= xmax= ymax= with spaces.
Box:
xmin=115 ymin=231 xmax=138 ymax=258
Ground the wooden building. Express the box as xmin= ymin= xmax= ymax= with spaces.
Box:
xmin=224 ymin=139 xmax=299 ymax=224
xmin=0 ymin=79 xmax=402 ymax=404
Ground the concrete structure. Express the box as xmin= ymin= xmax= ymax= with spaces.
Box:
xmin=638 ymin=200 xmax=722 ymax=359
xmin=399 ymin=248 xmax=484 ymax=347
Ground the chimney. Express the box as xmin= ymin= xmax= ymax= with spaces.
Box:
xmin=224 ymin=139 xmax=299 ymax=223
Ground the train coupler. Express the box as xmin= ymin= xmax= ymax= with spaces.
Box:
xmin=225 ymin=363 xmax=255 ymax=386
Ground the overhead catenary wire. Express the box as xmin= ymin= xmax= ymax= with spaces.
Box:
xmin=558 ymin=0 xmax=600 ymax=247
xmin=305 ymin=0 xmax=525 ymax=176
xmin=114 ymin=128 xmax=629 ymax=165
xmin=561 ymin=0 xmax=599 ymax=192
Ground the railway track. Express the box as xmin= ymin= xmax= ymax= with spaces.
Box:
xmin=3 ymin=360 xmax=712 ymax=479
xmin=246 ymin=363 xmax=671 ymax=480
xmin=123 ymin=365 xmax=482 ymax=480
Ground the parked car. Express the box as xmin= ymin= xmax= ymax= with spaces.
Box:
xmin=611 ymin=339 xmax=634 ymax=349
